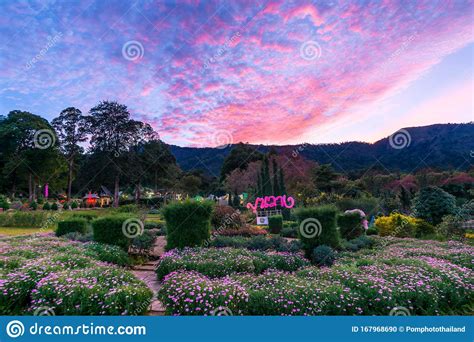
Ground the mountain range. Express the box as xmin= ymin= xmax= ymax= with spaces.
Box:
xmin=169 ymin=123 xmax=474 ymax=177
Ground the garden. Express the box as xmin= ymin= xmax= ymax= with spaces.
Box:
xmin=0 ymin=107 xmax=473 ymax=316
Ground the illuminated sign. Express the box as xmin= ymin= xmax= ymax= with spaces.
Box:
xmin=246 ymin=195 xmax=295 ymax=213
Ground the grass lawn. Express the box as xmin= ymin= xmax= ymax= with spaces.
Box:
xmin=0 ymin=226 xmax=54 ymax=236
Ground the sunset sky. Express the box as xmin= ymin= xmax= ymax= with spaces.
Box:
xmin=0 ymin=0 xmax=473 ymax=147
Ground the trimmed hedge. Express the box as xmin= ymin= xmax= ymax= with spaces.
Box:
xmin=338 ymin=212 xmax=365 ymax=240
xmin=92 ymin=214 xmax=134 ymax=250
xmin=268 ymin=215 xmax=283 ymax=234
xmin=296 ymin=206 xmax=340 ymax=257
xmin=56 ymin=218 xmax=88 ymax=237
xmin=163 ymin=200 xmax=214 ymax=249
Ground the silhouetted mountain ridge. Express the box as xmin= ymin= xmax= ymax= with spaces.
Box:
xmin=168 ymin=123 xmax=474 ymax=176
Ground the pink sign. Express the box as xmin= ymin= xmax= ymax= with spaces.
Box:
xmin=246 ymin=195 xmax=295 ymax=213
xmin=44 ymin=183 xmax=49 ymax=199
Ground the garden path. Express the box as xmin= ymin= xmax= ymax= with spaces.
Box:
xmin=132 ymin=235 xmax=167 ymax=315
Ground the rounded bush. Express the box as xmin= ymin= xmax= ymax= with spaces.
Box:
xmin=50 ymin=202 xmax=58 ymax=211
xmin=42 ymin=202 xmax=50 ymax=210
xmin=412 ymin=186 xmax=457 ymax=225
xmin=311 ymin=245 xmax=336 ymax=267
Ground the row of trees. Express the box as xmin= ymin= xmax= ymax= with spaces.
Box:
xmin=0 ymin=102 xmax=179 ymax=206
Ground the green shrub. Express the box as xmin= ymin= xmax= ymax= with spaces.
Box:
xmin=92 ymin=214 xmax=134 ymax=250
xmin=0 ymin=195 xmax=10 ymax=210
xmin=163 ymin=200 xmax=213 ymax=249
xmin=83 ymin=242 xmax=131 ymax=266
xmin=71 ymin=201 xmax=78 ymax=209
xmin=209 ymin=235 xmax=302 ymax=253
xmin=412 ymin=186 xmax=457 ymax=225
xmin=29 ymin=201 xmax=38 ymax=210
xmin=56 ymin=218 xmax=88 ymax=237
xmin=338 ymin=212 xmax=365 ymax=240
xmin=311 ymin=245 xmax=336 ymax=267
xmin=130 ymin=230 xmax=156 ymax=256
xmin=414 ymin=218 xmax=435 ymax=238
xmin=42 ymin=202 xmax=50 ymax=210
xmin=63 ymin=202 xmax=70 ymax=210
xmin=50 ymin=202 xmax=58 ymax=211
xmin=268 ymin=215 xmax=283 ymax=234
xmin=366 ymin=226 xmax=378 ymax=235
xmin=71 ymin=211 xmax=98 ymax=221
xmin=296 ymin=205 xmax=340 ymax=257
xmin=280 ymin=226 xmax=298 ymax=238
xmin=0 ymin=211 xmax=48 ymax=227
xmin=283 ymin=221 xmax=297 ymax=228
xmin=116 ymin=204 xmax=140 ymax=213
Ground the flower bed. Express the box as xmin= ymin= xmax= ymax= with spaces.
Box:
xmin=158 ymin=237 xmax=474 ymax=315
xmin=155 ymin=247 xmax=309 ymax=280
xmin=0 ymin=236 xmax=152 ymax=315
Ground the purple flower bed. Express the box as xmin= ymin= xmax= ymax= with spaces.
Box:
xmin=155 ymin=247 xmax=309 ymax=280
xmin=0 ymin=236 xmax=152 ymax=315
xmin=158 ymin=237 xmax=474 ymax=316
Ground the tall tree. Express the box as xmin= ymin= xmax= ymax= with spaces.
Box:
xmin=272 ymin=158 xmax=280 ymax=196
xmin=220 ymin=143 xmax=262 ymax=181
xmin=0 ymin=110 xmax=64 ymax=199
xmin=88 ymin=101 xmax=144 ymax=207
xmin=51 ymin=107 xmax=88 ymax=201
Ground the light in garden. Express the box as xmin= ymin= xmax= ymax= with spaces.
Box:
xmin=246 ymin=195 xmax=295 ymax=213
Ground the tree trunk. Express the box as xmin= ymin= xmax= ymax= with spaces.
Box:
xmin=33 ymin=178 xmax=36 ymax=201
xmin=114 ymin=174 xmax=120 ymax=207
xmin=28 ymin=173 xmax=33 ymax=201
xmin=67 ymin=158 xmax=74 ymax=201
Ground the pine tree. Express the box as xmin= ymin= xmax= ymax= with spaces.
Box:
xmin=262 ymin=155 xmax=272 ymax=196
xmin=272 ymin=158 xmax=280 ymax=196
xmin=279 ymin=166 xmax=286 ymax=195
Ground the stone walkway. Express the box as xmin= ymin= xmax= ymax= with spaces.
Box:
xmin=131 ymin=236 xmax=167 ymax=316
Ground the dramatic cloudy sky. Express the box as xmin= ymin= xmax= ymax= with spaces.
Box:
xmin=0 ymin=0 xmax=473 ymax=147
